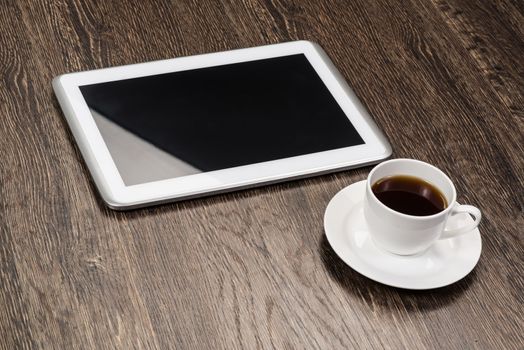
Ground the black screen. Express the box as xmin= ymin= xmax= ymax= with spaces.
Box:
xmin=80 ymin=54 xmax=364 ymax=186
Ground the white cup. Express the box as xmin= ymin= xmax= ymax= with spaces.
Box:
xmin=363 ymin=158 xmax=481 ymax=255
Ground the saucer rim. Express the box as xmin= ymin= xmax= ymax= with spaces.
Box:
xmin=323 ymin=180 xmax=482 ymax=290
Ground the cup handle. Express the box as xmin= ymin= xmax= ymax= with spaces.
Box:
xmin=440 ymin=204 xmax=482 ymax=239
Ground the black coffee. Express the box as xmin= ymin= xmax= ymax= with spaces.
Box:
xmin=371 ymin=175 xmax=447 ymax=216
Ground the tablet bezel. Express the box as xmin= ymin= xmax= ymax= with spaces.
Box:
xmin=53 ymin=41 xmax=391 ymax=209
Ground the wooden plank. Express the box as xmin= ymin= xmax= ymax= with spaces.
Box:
xmin=0 ymin=0 xmax=522 ymax=349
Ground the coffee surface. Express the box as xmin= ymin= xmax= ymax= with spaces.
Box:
xmin=371 ymin=175 xmax=447 ymax=216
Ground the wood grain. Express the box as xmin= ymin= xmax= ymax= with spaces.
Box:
xmin=1 ymin=0 xmax=523 ymax=349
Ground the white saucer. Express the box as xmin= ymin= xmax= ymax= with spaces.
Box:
xmin=324 ymin=181 xmax=482 ymax=290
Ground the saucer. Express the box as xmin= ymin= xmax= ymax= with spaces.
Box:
xmin=324 ymin=181 xmax=482 ymax=290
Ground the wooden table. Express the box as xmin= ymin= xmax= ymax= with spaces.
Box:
xmin=1 ymin=1 xmax=522 ymax=349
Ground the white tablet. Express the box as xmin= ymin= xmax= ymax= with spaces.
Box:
xmin=53 ymin=41 xmax=391 ymax=210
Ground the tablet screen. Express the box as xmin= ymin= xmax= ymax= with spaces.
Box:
xmin=80 ymin=54 xmax=364 ymax=186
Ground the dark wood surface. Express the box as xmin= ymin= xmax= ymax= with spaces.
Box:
xmin=1 ymin=0 xmax=523 ymax=349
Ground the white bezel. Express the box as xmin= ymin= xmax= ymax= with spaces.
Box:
xmin=53 ymin=41 xmax=391 ymax=209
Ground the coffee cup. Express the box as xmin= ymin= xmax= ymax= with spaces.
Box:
xmin=363 ymin=158 xmax=481 ymax=255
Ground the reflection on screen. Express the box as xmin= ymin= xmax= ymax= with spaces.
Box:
xmin=80 ymin=54 xmax=364 ymax=186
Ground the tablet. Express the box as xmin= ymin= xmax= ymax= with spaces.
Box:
xmin=53 ymin=41 xmax=391 ymax=210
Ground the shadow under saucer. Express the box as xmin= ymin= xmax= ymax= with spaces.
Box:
xmin=319 ymin=233 xmax=478 ymax=312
